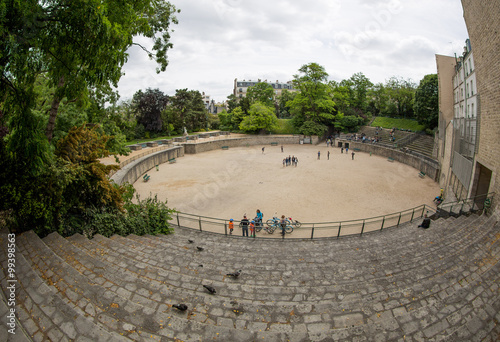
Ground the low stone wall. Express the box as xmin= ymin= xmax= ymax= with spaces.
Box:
xmin=111 ymin=146 xmax=184 ymax=185
xmin=182 ymin=135 xmax=318 ymax=154
xmin=337 ymin=139 xmax=440 ymax=181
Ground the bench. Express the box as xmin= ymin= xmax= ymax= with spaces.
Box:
xmin=143 ymin=174 xmax=150 ymax=182
xmin=353 ymin=148 xmax=361 ymax=152
xmin=168 ymin=158 xmax=176 ymax=164
xmin=387 ymin=157 xmax=394 ymax=162
xmin=418 ymin=171 xmax=426 ymax=178
xmin=271 ymin=142 xmax=278 ymax=146
xmin=222 ymin=146 xmax=229 ymax=150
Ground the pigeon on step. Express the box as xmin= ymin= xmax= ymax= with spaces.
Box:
xmin=196 ymin=246 xmax=204 ymax=251
xmin=188 ymin=239 xmax=194 ymax=243
xmin=203 ymin=284 xmax=216 ymax=294
xmin=172 ymin=304 xmax=188 ymax=311
xmin=226 ymin=270 xmax=242 ymax=277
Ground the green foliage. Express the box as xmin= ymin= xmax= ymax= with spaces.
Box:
xmin=217 ymin=110 xmax=233 ymax=131
xmin=246 ymin=82 xmax=275 ymax=107
xmin=340 ymin=115 xmax=365 ymax=132
xmin=230 ymin=107 xmax=247 ymax=130
xmin=299 ymin=121 xmax=328 ymax=136
xmin=163 ymin=88 xmax=208 ymax=133
xmin=276 ymin=90 xmax=296 ymax=118
xmin=133 ymin=88 xmax=169 ymax=133
xmin=239 ymin=102 xmax=278 ymax=133
xmin=273 ymin=119 xmax=296 ymax=134
xmin=64 ymin=194 xmax=175 ymax=238
xmin=414 ymin=74 xmax=438 ymax=129
xmin=370 ymin=117 xmax=425 ymax=132
xmin=288 ymin=63 xmax=337 ymax=135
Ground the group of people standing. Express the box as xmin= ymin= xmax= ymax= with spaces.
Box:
xmin=283 ymin=155 xmax=298 ymax=167
xmin=228 ymin=209 xmax=264 ymax=237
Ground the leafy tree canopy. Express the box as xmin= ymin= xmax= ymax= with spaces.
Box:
xmin=246 ymin=82 xmax=275 ymax=107
xmin=239 ymin=102 xmax=278 ymax=133
xmin=414 ymin=74 xmax=438 ymax=129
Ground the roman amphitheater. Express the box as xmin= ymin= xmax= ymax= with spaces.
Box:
xmin=1 ymin=1 xmax=498 ymax=341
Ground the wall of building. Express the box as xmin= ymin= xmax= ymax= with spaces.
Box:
xmin=461 ymin=0 xmax=500 ymax=212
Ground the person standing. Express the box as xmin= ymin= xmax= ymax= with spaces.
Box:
xmin=341 ymin=147 xmax=344 ymax=154
xmin=240 ymin=215 xmax=249 ymax=237
xmin=281 ymin=145 xmax=284 ymax=153
xmin=328 ymin=151 xmax=330 ymax=160
xmin=352 ymin=152 xmax=355 ymax=160
xmin=280 ymin=215 xmax=287 ymax=237
xmin=229 ymin=219 xmax=234 ymax=235
xmin=317 ymin=151 xmax=321 ymax=160
xmin=262 ymin=147 xmax=265 ymax=154
xmin=249 ymin=220 xmax=255 ymax=237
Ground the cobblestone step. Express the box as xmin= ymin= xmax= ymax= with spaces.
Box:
xmin=0 ymin=229 xmax=125 ymax=342
xmin=5 ymin=212 xmax=498 ymax=341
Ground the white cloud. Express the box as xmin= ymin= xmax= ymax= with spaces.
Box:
xmin=116 ymin=0 xmax=468 ymax=102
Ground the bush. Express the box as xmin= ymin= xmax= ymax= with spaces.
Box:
xmin=61 ymin=193 xmax=176 ymax=238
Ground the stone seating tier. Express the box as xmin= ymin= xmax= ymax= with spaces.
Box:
xmin=1 ymin=212 xmax=498 ymax=341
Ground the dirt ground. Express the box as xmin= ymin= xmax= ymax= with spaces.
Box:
xmin=132 ymin=144 xmax=440 ymax=224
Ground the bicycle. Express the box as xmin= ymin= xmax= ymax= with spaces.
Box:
xmin=287 ymin=217 xmax=301 ymax=228
xmin=266 ymin=216 xmax=293 ymax=234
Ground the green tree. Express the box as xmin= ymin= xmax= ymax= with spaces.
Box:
xmin=226 ymin=94 xmax=239 ymax=113
xmin=385 ymin=76 xmax=416 ymax=118
xmin=276 ymin=90 xmax=296 ymax=118
xmin=414 ymin=74 xmax=438 ymax=129
xmin=1 ymin=0 xmax=179 ymax=143
xmin=246 ymin=82 xmax=275 ymax=107
xmin=349 ymin=72 xmax=373 ymax=114
xmin=239 ymin=102 xmax=278 ymax=133
xmin=288 ymin=63 xmax=336 ymax=136
xmin=133 ymin=88 xmax=169 ymax=133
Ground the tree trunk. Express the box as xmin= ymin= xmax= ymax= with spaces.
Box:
xmin=46 ymin=76 xmax=65 ymax=143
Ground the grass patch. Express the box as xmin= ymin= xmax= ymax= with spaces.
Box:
xmin=371 ymin=117 xmax=425 ymax=132
xmin=273 ymin=119 xmax=296 ymax=134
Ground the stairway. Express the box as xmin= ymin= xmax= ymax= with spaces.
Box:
xmin=1 ymin=212 xmax=499 ymax=341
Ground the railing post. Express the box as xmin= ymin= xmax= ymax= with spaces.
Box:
xmin=337 ymin=223 xmax=341 ymax=239
xmin=410 ymin=208 xmax=415 ymax=222
xmin=224 ymin=222 xmax=227 ymax=236
xmin=199 ymin=217 xmax=202 ymax=231
xmin=360 ymin=220 xmax=365 ymax=237
xmin=176 ymin=212 xmax=180 ymax=227
xmin=380 ymin=217 xmax=385 ymax=231
xmin=397 ymin=212 xmax=401 ymax=227
xmin=421 ymin=205 xmax=426 ymax=217
xmin=311 ymin=224 xmax=314 ymax=239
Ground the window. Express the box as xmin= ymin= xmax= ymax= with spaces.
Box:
xmin=471 ymin=80 xmax=474 ymax=95
xmin=471 ymin=103 xmax=475 ymax=117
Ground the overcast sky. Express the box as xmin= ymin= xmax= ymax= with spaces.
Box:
xmin=115 ymin=0 xmax=468 ymax=103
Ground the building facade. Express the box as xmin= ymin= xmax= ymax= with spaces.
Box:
xmin=436 ymin=1 xmax=500 ymax=213
xmin=233 ymin=78 xmax=297 ymax=99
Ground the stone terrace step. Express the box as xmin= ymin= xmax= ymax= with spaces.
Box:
xmin=0 ymin=229 xmax=125 ymax=342
xmin=5 ymin=212 xmax=499 ymax=341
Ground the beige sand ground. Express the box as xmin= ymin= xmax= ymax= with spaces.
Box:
xmin=132 ymin=144 xmax=440 ymax=224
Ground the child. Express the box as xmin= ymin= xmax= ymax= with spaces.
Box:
xmin=249 ymin=220 xmax=255 ymax=237
xmin=229 ymin=219 xmax=234 ymax=235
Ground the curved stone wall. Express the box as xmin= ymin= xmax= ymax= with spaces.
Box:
xmin=336 ymin=139 xmax=440 ymax=181
xmin=111 ymin=146 xmax=184 ymax=185
xmin=111 ymin=135 xmax=439 ymax=187
xmin=182 ymin=135 xmax=318 ymax=154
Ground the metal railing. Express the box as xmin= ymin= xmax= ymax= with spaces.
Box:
xmin=170 ymin=204 xmax=431 ymax=240
xmin=436 ymin=192 xmax=495 ymax=217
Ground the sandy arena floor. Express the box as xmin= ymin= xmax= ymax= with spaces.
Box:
xmin=132 ymin=144 xmax=440 ymax=224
